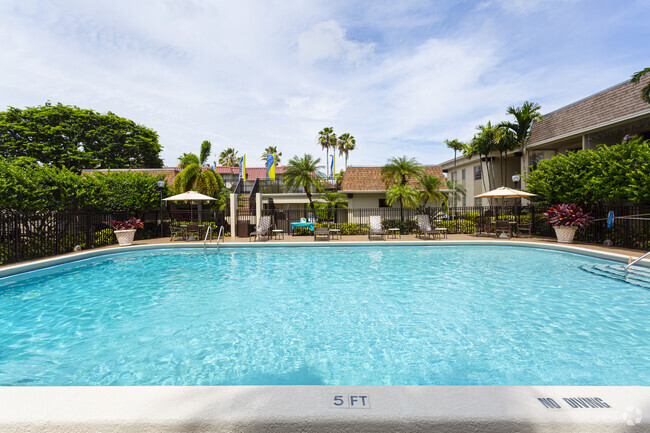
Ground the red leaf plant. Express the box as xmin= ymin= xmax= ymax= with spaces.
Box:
xmin=106 ymin=217 xmax=144 ymax=230
xmin=541 ymin=204 xmax=593 ymax=229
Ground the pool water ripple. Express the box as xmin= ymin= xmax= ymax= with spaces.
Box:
xmin=0 ymin=245 xmax=648 ymax=386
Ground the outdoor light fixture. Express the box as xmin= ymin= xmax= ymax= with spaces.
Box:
xmin=157 ymin=180 xmax=165 ymax=237
xmin=512 ymin=173 xmax=521 ymax=188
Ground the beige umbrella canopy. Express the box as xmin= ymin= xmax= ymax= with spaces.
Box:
xmin=163 ymin=191 xmax=216 ymax=221
xmin=475 ymin=187 xmax=536 ymax=215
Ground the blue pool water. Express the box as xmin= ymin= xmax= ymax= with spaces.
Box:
xmin=0 ymin=245 xmax=648 ymax=386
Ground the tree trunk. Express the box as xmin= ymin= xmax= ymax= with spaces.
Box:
xmin=453 ymin=149 xmax=457 ymax=208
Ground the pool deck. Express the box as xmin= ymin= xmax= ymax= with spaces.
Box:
xmin=1 ymin=234 xmax=649 ymax=432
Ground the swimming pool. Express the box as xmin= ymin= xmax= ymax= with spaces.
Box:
xmin=0 ymin=245 xmax=648 ymax=386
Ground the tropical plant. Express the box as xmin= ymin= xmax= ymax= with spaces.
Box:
xmin=178 ymin=153 xmax=200 ymax=169
xmin=261 ymin=146 xmax=282 ymax=164
xmin=444 ymin=138 xmax=465 ymax=207
xmin=631 ymin=67 xmax=650 ymax=103
xmin=319 ymin=191 xmax=349 ymax=209
xmin=283 ymin=154 xmax=324 ymax=213
xmin=541 ymin=204 xmax=593 ymax=228
xmin=173 ymin=141 xmax=224 ymax=197
xmin=494 ymin=128 xmax=518 ymax=185
xmin=218 ymin=147 xmax=239 ymax=166
xmin=106 ymin=217 xmax=144 ymax=231
xmin=464 ymin=122 xmax=500 ymax=194
xmin=337 ymin=133 xmax=356 ymax=170
xmin=386 ymin=184 xmax=419 ymax=213
xmin=499 ymin=101 xmax=542 ymax=151
xmin=445 ymin=180 xmax=466 ymax=206
xmin=317 ymin=127 xmax=336 ymax=179
xmin=418 ymin=174 xmax=446 ymax=208
xmin=381 ymin=156 xmax=424 ymax=188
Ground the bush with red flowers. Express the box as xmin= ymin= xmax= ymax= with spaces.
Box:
xmin=541 ymin=204 xmax=593 ymax=228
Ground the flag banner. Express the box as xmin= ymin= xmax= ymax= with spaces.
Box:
xmin=329 ymin=154 xmax=335 ymax=180
xmin=266 ymin=154 xmax=276 ymax=181
xmin=239 ymin=155 xmax=246 ymax=182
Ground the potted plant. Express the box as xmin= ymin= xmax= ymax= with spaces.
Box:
xmin=541 ymin=204 xmax=593 ymax=243
xmin=107 ymin=217 xmax=144 ymax=246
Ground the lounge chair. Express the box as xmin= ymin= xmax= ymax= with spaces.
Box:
xmin=416 ymin=214 xmax=440 ymax=240
xmin=517 ymin=221 xmax=532 ymax=238
xmin=368 ymin=215 xmax=385 ymax=240
xmin=250 ymin=215 xmax=272 ymax=241
xmin=314 ymin=226 xmax=330 ymax=241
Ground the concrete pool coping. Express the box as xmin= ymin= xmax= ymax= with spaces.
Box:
xmin=1 ymin=241 xmax=648 ymax=431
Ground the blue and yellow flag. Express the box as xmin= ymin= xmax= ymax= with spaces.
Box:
xmin=239 ymin=155 xmax=246 ymax=181
xmin=266 ymin=154 xmax=276 ymax=181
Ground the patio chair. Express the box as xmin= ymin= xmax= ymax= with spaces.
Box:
xmin=494 ymin=220 xmax=512 ymax=238
xmin=185 ymin=223 xmax=200 ymax=241
xmin=314 ymin=226 xmax=330 ymax=241
xmin=169 ymin=225 xmax=185 ymax=242
xmin=416 ymin=214 xmax=440 ymax=240
xmin=474 ymin=216 xmax=493 ymax=237
xmin=517 ymin=221 xmax=532 ymax=238
xmin=250 ymin=215 xmax=272 ymax=241
xmin=368 ymin=215 xmax=386 ymax=240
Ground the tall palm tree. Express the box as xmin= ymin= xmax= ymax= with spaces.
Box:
xmin=381 ymin=156 xmax=425 ymax=220
xmin=444 ymin=138 xmax=465 ymax=208
xmin=337 ymin=133 xmax=356 ymax=170
xmin=386 ymin=185 xmax=419 ymax=213
xmin=218 ymin=148 xmax=239 ymax=166
xmin=283 ymin=154 xmax=324 ymax=213
xmin=318 ymin=127 xmax=336 ymax=179
xmin=261 ymin=146 xmax=282 ymax=164
xmin=173 ymin=140 xmax=223 ymax=197
xmin=631 ymin=68 xmax=650 ymax=103
xmin=418 ymin=174 xmax=446 ymax=208
xmin=499 ymin=101 xmax=542 ymax=152
xmin=465 ymin=122 xmax=500 ymax=194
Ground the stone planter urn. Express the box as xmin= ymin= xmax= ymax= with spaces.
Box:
xmin=553 ymin=226 xmax=578 ymax=244
xmin=114 ymin=229 xmax=137 ymax=246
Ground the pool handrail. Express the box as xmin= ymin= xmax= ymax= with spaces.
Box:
xmin=625 ymin=250 xmax=650 ymax=272
xmin=216 ymin=225 xmax=224 ymax=251
xmin=203 ymin=225 xmax=212 ymax=250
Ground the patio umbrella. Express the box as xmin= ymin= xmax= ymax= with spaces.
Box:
xmin=475 ymin=187 xmax=536 ymax=217
xmin=163 ymin=191 xmax=216 ymax=221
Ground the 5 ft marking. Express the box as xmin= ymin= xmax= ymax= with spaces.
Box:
xmin=332 ymin=395 xmax=371 ymax=409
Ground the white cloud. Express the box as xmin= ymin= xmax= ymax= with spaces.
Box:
xmin=297 ymin=20 xmax=375 ymax=65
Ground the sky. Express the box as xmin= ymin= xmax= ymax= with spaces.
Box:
xmin=1 ymin=0 xmax=649 ymax=168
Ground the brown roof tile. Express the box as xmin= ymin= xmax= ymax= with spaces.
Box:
xmin=341 ymin=166 xmax=444 ymax=191
xmin=528 ymin=75 xmax=650 ymax=145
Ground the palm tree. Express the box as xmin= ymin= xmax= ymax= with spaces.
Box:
xmin=465 ymin=122 xmax=500 ymax=194
xmin=499 ymin=101 xmax=542 ymax=152
xmin=631 ymin=68 xmax=650 ymax=103
xmin=173 ymin=140 xmax=223 ymax=197
xmin=445 ymin=180 xmax=466 ymax=207
xmin=318 ymin=127 xmax=336 ymax=179
xmin=218 ymin=148 xmax=239 ymax=167
xmin=319 ymin=191 xmax=349 ymax=209
xmin=337 ymin=133 xmax=356 ymax=170
xmin=381 ymin=156 xmax=425 ymax=220
xmin=386 ymin=185 xmax=419 ymax=212
xmin=261 ymin=146 xmax=282 ymax=164
xmin=444 ymin=138 xmax=465 ymax=208
xmin=418 ymin=174 xmax=446 ymax=208
xmin=283 ymin=154 xmax=324 ymax=213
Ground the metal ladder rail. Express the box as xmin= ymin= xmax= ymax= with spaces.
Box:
xmin=203 ymin=225 xmax=212 ymax=250
xmin=216 ymin=225 xmax=224 ymax=252
xmin=625 ymin=250 xmax=650 ymax=272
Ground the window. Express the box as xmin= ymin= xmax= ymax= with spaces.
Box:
xmin=529 ymin=153 xmax=544 ymax=171
xmin=474 ymin=165 xmax=482 ymax=180
xmin=450 ymin=171 xmax=456 ymax=181
xmin=461 ymin=168 xmax=466 ymax=180
xmin=379 ymin=198 xmax=389 ymax=208
xmin=462 ymin=196 xmax=466 ymax=206
xmin=474 ymin=198 xmax=482 ymax=207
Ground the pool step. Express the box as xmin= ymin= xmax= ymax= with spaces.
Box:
xmin=579 ymin=264 xmax=650 ymax=289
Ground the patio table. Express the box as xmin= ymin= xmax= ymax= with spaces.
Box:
xmin=290 ymin=221 xmax=314 ymax=235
